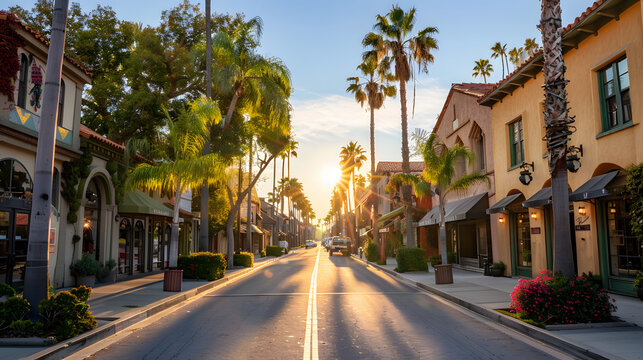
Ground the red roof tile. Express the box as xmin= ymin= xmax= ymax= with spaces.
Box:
xmin=79 ymin=124 xmax=152 ymax=163
xmin=376 ymin=161 xmax=425 ymax=174
xmin=452 ymin=83 xmax=496 ymax=98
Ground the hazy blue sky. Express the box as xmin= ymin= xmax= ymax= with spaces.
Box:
xmin=9 ymin=0 xmax=594 ymax=219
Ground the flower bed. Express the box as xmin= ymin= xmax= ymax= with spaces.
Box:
xmin=177 ymin=252 xmax=227 ymax=281
xmin=510 ymin=270 xmax=616 ymax=325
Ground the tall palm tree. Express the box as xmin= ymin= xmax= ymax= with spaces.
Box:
xmin=472 ymin=59 xmax=493 ymax=83
xmin=541 ymin=0 xmax=574 ymax=277
xmin=340 ymin=141 xmax=367 ymax=248
xmin=490 ymin=42 xmax=508 ymax=78
xmin=24 ymin=0 xmax=69 ymax=318
xmin=524 ymin=37 xmax=541 ymax=57
xmin=363 ymin=5 xmax=438 ymax=248
xmin=127 ymin=97 xmax=225 ymax=269
xmin=508 ymin=47 xmax=524 ymax=69
xmin=346 ymin=56 xmax=396 ymax=201
xmin=200 ymin=0 xmax=213 ymax=252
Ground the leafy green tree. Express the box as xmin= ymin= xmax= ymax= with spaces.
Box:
xmin=509 ymin=47 xmax=524 ymax=69
xmin=472 ymin=59 xmax=493 ymax=83
xmin=524 ymin=37 xmax=541 ymax=57
xmin=363 ymin=5 xmax=438 ymax=248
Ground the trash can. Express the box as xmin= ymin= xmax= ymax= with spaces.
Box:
xmin=163 ymin=269 xmax=183 ymax=292
xmin=434 ymin=264 xmax=453 ymax=284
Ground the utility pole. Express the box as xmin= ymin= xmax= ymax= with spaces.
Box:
xmin=199 ymin=0 xmax=212 ymax=252
xmin=24 ymin=0 xmax=69 ymax=319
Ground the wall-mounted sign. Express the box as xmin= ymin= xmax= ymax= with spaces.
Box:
xmin=575 ymin=224 xmax=590 ymax=231
xmin=379 ymin=228 xmax=388 ymax=233
xmin=530 ymin=227 xmax=541 ymax=234
xmin=49 ymin=228 xmax=56 ymax=253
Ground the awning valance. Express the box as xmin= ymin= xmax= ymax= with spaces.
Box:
xmin=375 ymin=206 xmax=405 ymax=225
xmin=419 ymin=193 xmax=488 ymax=226
xmin=522 ymin=187 xmax=552 ymax=208
xmin=569 ymin=171 xmax=619 ymax=202
xmin=241 ymin=223 xmax=263 ymax=234
xmin=487 ymin=193 xmax=523 ymax=214
xmin=119 ymin=190 xmax=173 ymax=218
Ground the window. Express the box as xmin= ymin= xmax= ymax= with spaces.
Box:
xmin=0 ymin=158 xmax=33 ymax=198
xmin=57 ymin=80 xmax=65 ymax=126
xmin=454 ymin=137 xmax=465 ymax=179
xmin=508 ymin=119 xmax=524 ymax=167
xmin=599 ymin=57 xmax=631 ymax=132
xmin=469 ymin=123 xmax=485 ymax=172
xmin=17 ymin=54 xmax=29 ymax=108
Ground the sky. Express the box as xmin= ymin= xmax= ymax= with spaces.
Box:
xmin=9 ymin=0 xmax=594 ymax=221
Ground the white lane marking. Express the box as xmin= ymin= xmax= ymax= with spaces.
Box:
xmin=303 ymin=247 xmax=321 ymax=360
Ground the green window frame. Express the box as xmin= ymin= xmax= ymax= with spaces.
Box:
xmin=598 ymin=56 xmax=631 ymax=133
xmin=508 ymin=119 xmax=524 ymax=167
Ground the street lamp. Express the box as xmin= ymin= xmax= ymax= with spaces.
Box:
xmin=566 ymin=144 xmax=583 ymax=173
xmin=519 ymin=162 xmax=535 ymax=185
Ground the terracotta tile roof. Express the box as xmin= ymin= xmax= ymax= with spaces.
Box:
xmin=451 ymin=83 xmax=496 ymax=98
xmin=0 ymin=12 xmax=92 ymax=78
xmin=376 ymin=161 xmax=425 ymax=174
xmin=79 ymin=124 xmax=152 ymax=163
xmin=479 ymin=0 xmax=629 ymax=104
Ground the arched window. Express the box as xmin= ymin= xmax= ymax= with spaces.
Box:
xmin=52 ymin=168 xmax=60 ymax=210
xmin=454 ymin=137 xmax=466 ymax=179
xmin=469 ymin=122 xmax=485 ymax=172
xmin=17 ymin=54 xmax=29 ymax=108
xmin=0 ymin=158 xmax=33 ymax=199
xmin=57 ymin=79 xmax=65 ymax=126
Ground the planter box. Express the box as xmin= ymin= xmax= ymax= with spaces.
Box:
xmin=490 ymin=268 xmax=504 ymax=277
xmin=98 ymin=269 xmax=116 ymax=283
xmin=434 ymin=264 xmax=453 ymax=284
xmin=75 ymin=275 xmax=96 ymax=288
xmin=163 ymin=269 xmax=183 ymax=292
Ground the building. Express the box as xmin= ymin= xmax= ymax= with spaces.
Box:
xmin=417 ymin=83 xmax=496 ymax=270
xmin=480 ymin=0 xmax=642 ymax=295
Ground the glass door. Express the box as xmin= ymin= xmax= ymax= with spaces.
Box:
xmin=133 ymin=221 xmax=145 ymax=273
xmin=512 ymin=211 xmax=532 ymax=277
xmin=12 ymin=212 xmax=29 ymax=285
xmin=0 ymin=210 xmax=30 ymax=286
xmin=0 ymin=210 xmax=10 ymax=284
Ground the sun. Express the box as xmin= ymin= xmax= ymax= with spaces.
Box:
xmin=323 ymin=165 xmax=342 ymax=187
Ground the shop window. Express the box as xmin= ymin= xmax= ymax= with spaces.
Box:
xmin=508 ymin=119 xmax=524 ymax=168
xmin=517 ymin=212 xmax=531 ymax=266
xmin=17 ymin=54 xmax=29 ymax=108
xmin=0 ymin=159 xmax=33 ymax=198
xmin=598 ymin=57 xmax=631 ymax=133
xmin=606 ymin=199 xmax=641 ymax=277
xmin=57 ymin=79 xmax=65 ymax=126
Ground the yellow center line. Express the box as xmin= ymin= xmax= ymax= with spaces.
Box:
xmin=303 ymin=246 xmax=320 ymax=360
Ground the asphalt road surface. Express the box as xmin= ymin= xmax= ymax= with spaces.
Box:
xmin=79 ymin=247 xmax=571 ymax=360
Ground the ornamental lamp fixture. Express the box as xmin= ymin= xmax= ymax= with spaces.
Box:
xmin=498 ymin=216 xmax=505 ymax=223
xmin=566 ymin=144 xmax=583 ymax=173
xmin=519 ymin=162 xmax=535 ymax=186
xmin=578 ymin=206 xmax=587 ymax=216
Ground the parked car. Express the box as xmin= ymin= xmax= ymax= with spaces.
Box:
xmin=330 ymin=237 xmax=350 ymax=256
xmin=305 ymin=240 xmax=317 ymax=249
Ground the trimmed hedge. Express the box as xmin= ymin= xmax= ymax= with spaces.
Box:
xmin=233 ymin=252 xmax=254 ymax=267
xmin=395 ymin=248 xmax=428 ymax=273
xmin=38 ymin=286 xmax=97 ymax=341
xmin=266 ymin=245 xmax=282 ymax=257
xmin=364 ymin=240 xmax=380 ymax=262
xmin=178 ymin=252 xmax=227 ymax=281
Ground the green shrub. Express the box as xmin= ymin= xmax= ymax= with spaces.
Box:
xmin=510 ymin=270 xmax=615 ymax=325
xmin=9 ymin=319 xmax=43 ymax=337
xmin=70 ymin=285 xmax=91 ymax=303
xmin=428 ymin=255 xmax=441 ymax=267
xmin=260 ymin=249 xmax=266 ymax=257
xmin=490 ymin=261 xmax=506 ymax=270
xmin=0 ymin=283 xmax=16 ymax=297
xmin=364 ymin=240 xmax=380 ymax=262
xmin=70 ymin=253 xmax=100 ymax=277
xmin=38 ymin=288 xmax=96 ymax=341
xmin=266 ymin=246 xmax=282 ymax=257
xmin=395 ymin=248 xmax=428 ymax=273
xmin=634 ymin=271 xmax=642 ymax=289
xmin=0 ymin=296 xmax=30 ymax=329
xmin=233 ymin=252 xmax=254 ymax=267
xmin=178 ymin=252 xmax=227 ymax=281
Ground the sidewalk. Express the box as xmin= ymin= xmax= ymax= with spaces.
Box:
xmin=353 ymin=256 xmax=643 ymax=360
xmin=1 ymin=253 xmax=288 ymax=360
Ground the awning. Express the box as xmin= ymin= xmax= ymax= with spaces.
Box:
xmin=119 ymin=190 xmax=173 ymax=217
xmin=418 ymin=193 xmax=488 ymax=226
xmin=569 ymin=171 xmax=619 ymax=201
xmin=375 ymin=206 xmax=405 ymax=225
xmin=522 ymin=187 xmax=551 ymax=208
xmin=240 ymin=223 xmax=263 ymax=234
xmin=487 ymin=193 xmax=522 ymax=214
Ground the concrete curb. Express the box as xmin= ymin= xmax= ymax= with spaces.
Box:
xmin=350 ymin=255 xmax=611 ymax=360
xmin=23 ymin=252 xmax=297 ymax=360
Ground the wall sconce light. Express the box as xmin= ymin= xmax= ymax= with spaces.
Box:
xmin=530 ymin=212 xmax=537 ymax=219
xmin=83 ymin=219 xmax=91 ymax=229
xmin=567 ymin=145 xmax=583 ymax=173
xmin=85 ymin=190 xmax=98 ymax=202
xmin=498 ymin=216 xmax=505 ymax=223
xmin=578 ymin=206 xmax=586 ymax=216
xmin=519 ymin=162 xmax=535 ymax=185
xmin=610 ymin=207 xmax=617 ymax=214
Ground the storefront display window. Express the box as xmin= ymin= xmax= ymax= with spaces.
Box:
xmin=119 ymin=219 xmax=131 ymax=275
xmin=606 ymin=200 xmax=642 ymax=277
xmin=516 ymin=212 xmax=532 ymax=267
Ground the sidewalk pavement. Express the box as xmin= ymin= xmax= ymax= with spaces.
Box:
xmin=352 ymin=256 xmax=643 ymax=360
xmin=1 ymin=253 xmax=290 ymax=360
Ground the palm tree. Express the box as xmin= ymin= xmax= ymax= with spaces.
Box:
xmin=541 ymin=0 xmax=574 ymax=277
xmin=346 ymin=56 xmax=396 ymax=201
xmin=24 ymin=0 xmax=69 ymax=318
xmin=524 ymin=37 xmax=541 ymax=57
xmin=508 ymin=47 xmax=524 ymax=69
xmin=363 ymin=5 xmax=438 ymax=248
xmin=340 ymin=141 xmax=367 ymax=248
xmin=472 ymin=59 xmax=493 ymax=83
xmin=490 ymin=42 xmax=508 ymax=78
xmin=199 ymin=0 xmax=213 ymax=252
xmin=127 ymin=97 xmax=225 ymax=270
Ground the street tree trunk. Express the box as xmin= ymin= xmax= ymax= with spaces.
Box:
xmin=272 ymin=157 xmax=277 ymax=245
xmin=169 ymin=182 xmax=182 ymax=268
xmin=247 ymin=137 xmax=253 ymax=253
xmin=24 ymin=0 xmax=68 ymax=320
xmin=399 ymin=79 xmax=415 ymax=248
xmin=199 ymin=0 xmax=212 ymax=253
xmin=541 ymin=0 xmax=575 ymax=278
xmin=439 ymin=196 xmax=448 ymax=265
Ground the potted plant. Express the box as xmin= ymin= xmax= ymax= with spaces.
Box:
xmin=97 ymin=259 xmax=117 ymax=283
xmin=634 ymin=272 xmax=643 ymax=301
xmin=522 ymin=250 xmax=531 ymax=265
xmin=70 ymin=253 xmax=100 ymax=287
xmin=490 ymin=261 xmax=505 ymax=277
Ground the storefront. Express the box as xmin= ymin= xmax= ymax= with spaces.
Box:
xmin=487 ymin=193 xmax=529 ymax=277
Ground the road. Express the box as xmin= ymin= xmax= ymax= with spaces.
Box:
xmin=79 ymin=247 xmax=571 ymax=360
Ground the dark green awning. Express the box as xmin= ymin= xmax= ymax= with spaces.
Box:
xmin=569 ymin=171 xmax=619 ymax=202
xmin=375 ymin=206 xmax=405 ymax=225
xmin=487 ymin=193 xmax=522 ymax=214
xmin=522 ymin=187 xmax=552 ymax=208
xmin=118 ymin=190 xmax=173 ymax=217
xmin=419 ymin=193 xmax=488 ymax=226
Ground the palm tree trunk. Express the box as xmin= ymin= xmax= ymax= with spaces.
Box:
xmin=399 ymin=79 xmax=415 ymax=248
xmin=272 ymin=157 xmax=277 ymax=246
xmin=439 ymin=198 xmax=448 ymax=265
xmin=24 ymin=0 xmax=68 ymax=319
xmin=169 ymin=181 xmax=182 ymax=268
xmin=199 ymin=0 xmax=212 ymax=253
xmin=541 ymin=0 xmax=575 ymax=277
xmin=504 ymin=54 xmax=510 ymax=78
xmin=500 ymin=56 xmax=505 ymax=79
xmin=247 ymin=137 xmax=253 ymax=253
xmin=223 ymin=89 xmax=240 ymax=129
xmin=237 ymin=159 xmax=242 ymax=250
